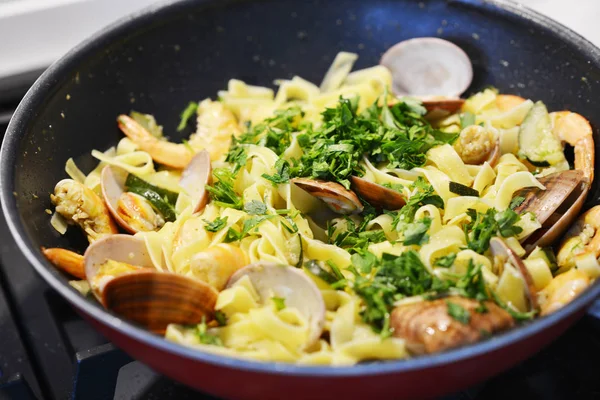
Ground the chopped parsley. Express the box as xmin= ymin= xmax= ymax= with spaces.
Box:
xmin=223 ymin=215 xmax=274 ymax=242
xmin=204 ymin=216 xmax=228 ymax=232
xmin=206 ymin=168 xmax=243 ymax=210
xmin=287 ymin=96 xmax=457 ymax=188
xmin=465 ymin=208 xmax=523 ymax=254
xmin=214 ymin=311 xmax=227 ymax=326
xmin=387 ymin=177 xmax=443 ymax=238
xmin=272 ymin=297 xmax=286 ymax=311
xmin=177 ymin=101 xmax=198 ymax=131
xmin=446 ymin=301 xmax=471 ymax=324
xmin=402 ymin=217 xmax=432 ymax=246
xmin=262 ymin=158 xmax=291 ymax=185
xmin=244 ymin=200 xmax=267 ymax=215
xmin=434 ymin=253 xmax=457 ymax=268
xmin=197 ymin=317 xmax=222 ymax=346
xmin=352 ymin=251 xmax=448 ymax=336
xmin=226 ymin=106 xmax=304 ymax=158
xmin=328 ymin=214 xmax=387 ymax=253
xmin=509 ymin=195 xmax=526 ymax=210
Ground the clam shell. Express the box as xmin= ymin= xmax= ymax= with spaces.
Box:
xmin=513 ymin=170 xmax=587 ymax=252
xmin=227 ymin=262 xmax=326 ymax=348
xmin=380 ymin=37 xmax=473 ymax=97
xmin=179 ymin=150 xmax=212 ymax=213
xmin=292 ymin=178 xmax=363 ymax=215
xmin=84 ymin=234 xmax=154 ymax=301
xmin=102 ymin=270 xmax=218 ymax=334
xmin=101 ymin=166 xmax=137 ymax=233
xmin=490 ymin=237 xmax=539 ymax=312
xmin=350 ymin=176 xmax=406 ymax=210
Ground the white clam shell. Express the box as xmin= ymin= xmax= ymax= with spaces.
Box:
xmin=179 ymin=150 xmax=212 ymax=213
xmin=227 ymin=262 xmax=326 ymax=348
xmin=101 ymin=166 xmax=137 ymax=233
xmin=84 ymin=234 xmax=154 ymax=301
xmin=380 ymin=37 xmax=473 ymax=97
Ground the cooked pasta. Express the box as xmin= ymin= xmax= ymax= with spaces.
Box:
xmin=45 ymin=51 xmax=597 ymax=365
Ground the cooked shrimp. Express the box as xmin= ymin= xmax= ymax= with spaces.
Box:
xmin=51 ymin=179 xmax=118 ymax=242
xmin=188 ymin=99 xmax=242 ymax=162
xmin=495 ymin=94 xmax=526 ymax=112
xmin=551 ymin=111 xmax=594 ymax=182
xmin=557 ymin=206 xmax=600 ymax=270
xmin=454 ymin=124 xmax=498 ymax=165
xmin=189 ymin=244 xmax=249 ymax=290
xmin=117 ymin=115 xmax=193 ymax=169
xmin=539 ymin=268 xmax=590 ymax=315
xmin=42 ymin=247 xmax=85 ymax=279
xmin=391 ymin=296 xmax=514 ymax=354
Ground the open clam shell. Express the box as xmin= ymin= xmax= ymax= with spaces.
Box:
xmin=422 ymin=98 xmax=465 ymax=114
xmin=84 ymin=234 xmax=155 ymax=301
xmin=350 ymin=176 xmax=406 ymax=211
xmin=380 ymin=37 xmax=473 ymax=97
xmin=179 ymin=150 xmax=212 ymax=213
xmin=513 ymin=170 xmax=587 ymax=252
xmin=490 ymin=237 xmax=539 ymax=312
xmin=101 ymin=166 xmax=137 ymax=233
xmin=102 ymin=166 xmax=170 ymax=233
xmin=102 ymin=270 xmax=218 ymax=334
xmin=292 ymin=178 xmax=363 ymax=215
xmin=227 ymin=262 xmax=326 ymax=348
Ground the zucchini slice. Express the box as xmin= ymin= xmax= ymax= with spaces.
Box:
xmin=518 ymin=101 xmax=566 ymax=166
xmin=449 ymin=181 xmax=479 ymax=197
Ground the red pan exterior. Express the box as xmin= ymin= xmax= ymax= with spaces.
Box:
xmin=81 ymin=306 xmax=585 ymax=399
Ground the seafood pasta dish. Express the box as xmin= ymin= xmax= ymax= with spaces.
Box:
xmin=43 ymin=50 xmax=598 ymax=365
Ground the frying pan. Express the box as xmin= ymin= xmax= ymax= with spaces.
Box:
xmin=2 ymin=0 xmax=600 ymax=398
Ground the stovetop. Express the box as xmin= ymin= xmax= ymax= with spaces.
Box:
xmin=1 ymin=87 xmax=600 ymax=400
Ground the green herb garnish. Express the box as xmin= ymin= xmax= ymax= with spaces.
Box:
xmin=206 ymin=168 xmax=243 ymax=210
xmin=402 ymin=217 xmax=432 ymax=245
xmin=223 ymin=215 xmax=274 ymax=242
xmin=465 ymin=208 xmax=523 ymax=254
xmin=244 ymin=200 xmax=267 ymax=215
xmin=197 ymin=317 xmax=222 ymax=346
xmin=509 ymin=195 xmax=526 ymax=210
xmin=446 ymin=301 xmax=471 ymax=324
xmin=272 ymin=297 xmax=286 ymax=311
xmin=177 ymin=101 xmax=198 ymax=131
xmin=204 ymin=216 xmax=228 ymax=232
xmin=262 ymin=158 xmax=291 ymax=185
xmin=434 ymin=253 xmax=457 ymax=268
xmin=214 ymin=311 xmax=227 ymax=326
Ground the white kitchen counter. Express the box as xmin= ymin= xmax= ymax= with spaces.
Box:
xmin=0 ymin=0 xmax=598 ymax=79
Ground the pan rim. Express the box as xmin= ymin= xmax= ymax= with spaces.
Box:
xmin=2 ymin=0 xmax=600 ymax=378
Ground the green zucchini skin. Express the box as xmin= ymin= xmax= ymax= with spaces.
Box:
xmin=518 ymin=101 xmax=565 ymax=166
